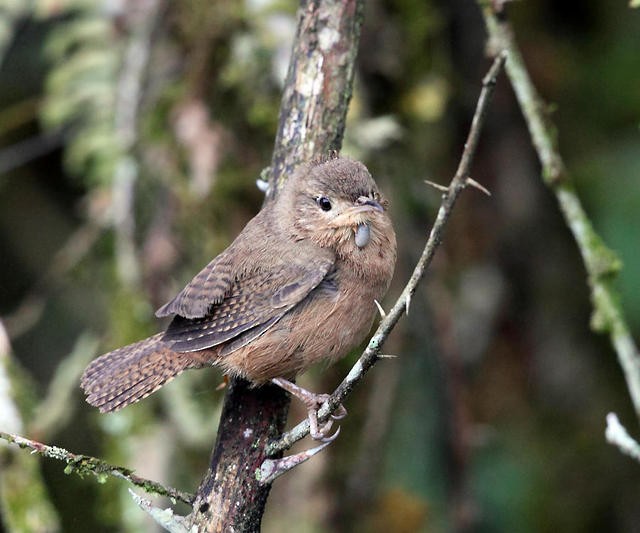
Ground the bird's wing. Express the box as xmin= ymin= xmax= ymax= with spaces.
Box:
xmin=160 ymin=255 xmax=335 ymax=352
xmin=155 ymin=252 xmax=235 ymax=319
xmin=156 ymin=211 xmax=272 ymax=319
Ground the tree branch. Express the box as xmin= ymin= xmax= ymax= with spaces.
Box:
xmin=0 ymin=2 xmax=366 ymax=530
xmin=0 ymin=6 xmax=509 ymax=530
xmin=0 ymin=430 xmax=194 ymax=505
xmin=186 ymin=1 xmax=365 ymax=531
xmin=479 ymin=4 xmax=640 ymax=421
xmin=268 ymin=51 xmax=507 ymax=456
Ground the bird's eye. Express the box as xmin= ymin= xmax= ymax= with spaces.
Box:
xmin=316 ymin=196 xmax=332 ymax=211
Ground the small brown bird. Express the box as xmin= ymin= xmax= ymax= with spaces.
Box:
xmin=81 ymin=155 xmax=396 ymax=438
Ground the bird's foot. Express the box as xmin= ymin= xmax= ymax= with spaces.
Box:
xmin=271 ymin=377 xmax=347 ymax=441
xmin=260 ymin=380 xmax=346 ymax=483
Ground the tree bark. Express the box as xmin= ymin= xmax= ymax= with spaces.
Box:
xmin=188 ymin=1 xmax=364 ymax=530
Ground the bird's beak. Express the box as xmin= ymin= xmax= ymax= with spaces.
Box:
xmin=328 ymin=196 xmax=384 ymax=228
xmin=355 ymin=196 xmax=384 ymax=212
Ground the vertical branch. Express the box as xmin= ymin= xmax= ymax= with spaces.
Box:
xmin=187 ymin=1 xmax=364 ymax=531
xmin=266 ymin=0 xmax=363 ymax=196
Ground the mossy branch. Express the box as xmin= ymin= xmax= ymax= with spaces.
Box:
xmin=479 ymin=4 xmax=640 ymax=428
xmin=0 ymin=430 xmax=194 ymax=506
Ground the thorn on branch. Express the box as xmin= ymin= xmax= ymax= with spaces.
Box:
xmin=465 ymin=177 xmax=492 ymax=196
xmin=374 ymin=299 xmax=386 ymax=318
xmin=424 ymin=179 xmax=449 ymax=193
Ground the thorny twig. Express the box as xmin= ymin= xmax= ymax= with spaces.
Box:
xmin=0 ymin=430 xmax=194 ymax=505
xmin=0 ymin=52 xmax=507 ymax=503
xmin=267 ymin=51 xmax=508 ymax=456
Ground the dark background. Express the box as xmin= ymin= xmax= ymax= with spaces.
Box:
xmin=1 ymin=1 xmax=639 ymax=531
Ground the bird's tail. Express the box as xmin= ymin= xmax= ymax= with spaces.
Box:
xmin=81 ymin=333 xmax=205 ymax=413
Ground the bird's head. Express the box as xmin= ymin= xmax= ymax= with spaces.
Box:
xmin=277 ymin=156 xmax=396 ymax=281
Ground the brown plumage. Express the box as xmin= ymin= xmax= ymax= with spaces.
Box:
xmin=81 ymin=155 xmax=396 ymax=417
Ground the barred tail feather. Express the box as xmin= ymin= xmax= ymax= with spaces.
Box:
xmin=80 ymin=333 xmax=200 ymax=413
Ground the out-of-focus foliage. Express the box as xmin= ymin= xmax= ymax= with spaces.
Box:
xmin=42 ymin=4 xmax=121 ymax=184
xmin=1 ymin=0 xmax=640 ymax=532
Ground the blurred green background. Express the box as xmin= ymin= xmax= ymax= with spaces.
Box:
xmin=1 ymin=0 xmax=640 ymax=531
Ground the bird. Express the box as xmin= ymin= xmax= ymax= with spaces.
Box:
xmin=81 ymin=154 xmax=397 ymax=439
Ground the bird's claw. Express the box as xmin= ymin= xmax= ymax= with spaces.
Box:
xmin=311 ymin=423 xmax=341 ymax=443
xmin=314 ymin=417 xmax=334 ymax=440
xmin=271 ymin=377 xmax=348 ymax=441
xmin=304 ymin=392 xmax=348 ymax=441
xmin=258 ymin=380 xmax=347 ymax=483
xmin=331 ymin=403 xmax=348 ymax=420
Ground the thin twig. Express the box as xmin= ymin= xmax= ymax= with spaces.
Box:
xmin=480 ymin=5 xmax=640 ymax=420
xmin=129 ymin=490 xmax=191 ymax=533
xmin=267 ymin=51 xmax=507 ymax=455
xmin=605 ymin=413 xmax=640 ymax=463
xmin=0 ymin=431 xmax=194 ymax=505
